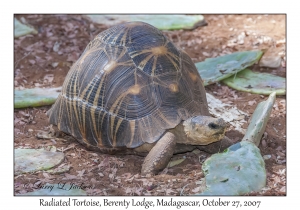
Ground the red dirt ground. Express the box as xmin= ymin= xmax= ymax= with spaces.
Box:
xmin=14 ymin=14 xmax=286 ymax=196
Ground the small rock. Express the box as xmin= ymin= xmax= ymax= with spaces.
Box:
xmin=53 ymin=41 xmax=60 ymax=52
xmin=259 ymin=55 xmax=282 ymax=68
xmin=276 ymin=151 xmax=285 ymax=157
xmin=261 ymin=139 xmax=267 ymax=148
xmin=262 ymin=36 xmax=272 ymax=44
xmin=237 ymin=32 xmax=245 ymax=44
xmin=263 ymin=155 xmax=271 ymax=160
xmin=276 ymin=38 xmax=286 ymax=46
xmin=202 ymin=52 xmax=210 ymax=57
xmin=51 ymin=62 xmax=59 ymax=68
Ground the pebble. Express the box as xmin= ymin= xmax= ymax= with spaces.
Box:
xmin=259 ymin=55 xmax=282 ymax=68
xmin=263 ymin=155 xmax=271 ymax=160
xmin=261 ymin=139 xmax=267 ymax=148
xmin=237 ymin=32 xmax=246 ymax=44
xmin=276 ymin=151 xmax=285 ymax=157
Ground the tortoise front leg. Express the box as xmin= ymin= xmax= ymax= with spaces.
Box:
xmin=141 ymin=132 xmax=176 ymax=175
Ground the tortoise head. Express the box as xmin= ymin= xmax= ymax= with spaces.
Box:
xmin=179 ymin=116 xmax=227 ymax=145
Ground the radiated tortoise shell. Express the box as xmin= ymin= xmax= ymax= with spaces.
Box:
xmin=47 ymin=21 xmax=210 ymax=150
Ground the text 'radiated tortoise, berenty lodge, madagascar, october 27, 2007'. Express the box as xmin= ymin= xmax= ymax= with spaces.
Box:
xmin=47 ymin=21 xmax=230 ymax=175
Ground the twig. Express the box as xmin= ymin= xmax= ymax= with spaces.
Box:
xmin=15 ymin=51 xmax=32 ymax=69
xmin=180 ymin=184 xmax=189 ymax=196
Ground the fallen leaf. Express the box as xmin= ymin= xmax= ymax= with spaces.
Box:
xmin=166 ymin=189 xmax=175 ymax=195
xmin=29 ymin=59 xmax=36 ymax=65
xmin=248 ymin=100 xmax=257 ymax=106
xmin=121 ymin=173 xmax=132 ymax=179
xmin=167 ymin=158 xmax=186 ymax=168
xmin=125 ymin=187 xmax=132 ymax=194
xmin=53 ymin=41 xmax=60 ymax=52
xmin=134 ymin=187 xmax=143 ymax=195
xmin=36 ymin=130 xmax=53 ymax=139
xmin=98 ymin=157 xmax=109 ymax=168
xmin=279 ymin=186 xmax=286 ymax=193
xmin=44 ymin=74 xmax=54 ymax=83
xmin=63 ymin=173 xmax=78 ymax=180
xmin=192 ymin=187 xmax=201 ymax=193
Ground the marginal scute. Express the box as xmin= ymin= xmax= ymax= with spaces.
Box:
xmin=47 ymin=21 xmax=209 ymax=150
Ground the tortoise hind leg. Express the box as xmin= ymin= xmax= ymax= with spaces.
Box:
xmin=141 ymin=132 xmax=176 ymax=175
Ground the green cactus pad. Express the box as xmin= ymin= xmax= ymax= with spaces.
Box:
xmin=197 ymin=92 xmax=276 ymax=195
xmin=14 ymin=18 xmax=37 ymax=38
xmin=86 ymin=15 xmax=205 ymax=30
xmin=14 ymin=87 xmax=61 ymax=108
xmin=196 ymin=51 xmax=263 ymax=86
xmin=242 ymin=92 xmax=276 ymax=146
xmin=223 ymin=69 xmax=285 ymax=95
xmin=15 ymin=148 xmax=64 ymax=175
xmin=199 ymin=141 xmax=266 ymax=195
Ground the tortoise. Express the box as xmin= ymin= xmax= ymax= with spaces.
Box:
xmin=47 ymin=21 xmax=229 ymax=175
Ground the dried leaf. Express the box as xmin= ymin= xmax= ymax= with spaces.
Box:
xmin=121 ymin=173 xmax=132 ymax=179
xmin=192 ymin=187 xmax=201 ymax=193
xmin=125 ymin=187 xmax=132 ymax=194
xmin=98 ymin=157 xmax=109 ymax=168
xmin=165 ymin=189 xmax=175 ymax=195
xmin=36 ymin=130 xmax=53 ymax=139
xmin=167 ymin=158 xmax=186 ymax=168
xmin=29 ymin=59 xmax=36 ymax=65
xmin=42 ymin=172 xmax=52 ymax=179
xmin=279 ymin=186 xmax=286 ymax=193
xmin=63 ymin=173 xmax=78 ymax=180
xmin=53 ymin=41 xmax=60 ymax=52
xmin=44 ymin=74 xmax=54 ymax=83
xmin=134 ymin=187 xmax=143 ymax=195
xmin=248 ymin=100 xmax=257 ymax=106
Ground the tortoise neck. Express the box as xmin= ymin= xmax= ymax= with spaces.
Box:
xmin=168 ymin=121 xmax=191 ymax=144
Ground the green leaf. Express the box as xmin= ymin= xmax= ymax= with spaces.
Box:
xmin=223 ymin=69 xmax=286 ymax=95
xmin=196 ymin=51 xmax=263 ymax=86
xmin=14 ymin=87 xmax=61 ymax=108
xmin=86 ymin=15 xmax=205 ymax=30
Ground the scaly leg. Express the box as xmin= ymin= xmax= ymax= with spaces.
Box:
xmin=141 ymin=132 xmax=176 ymax=175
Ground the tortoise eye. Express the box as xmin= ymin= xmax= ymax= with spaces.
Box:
xmin=208 ymin=123 xmax=219 ymax=129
